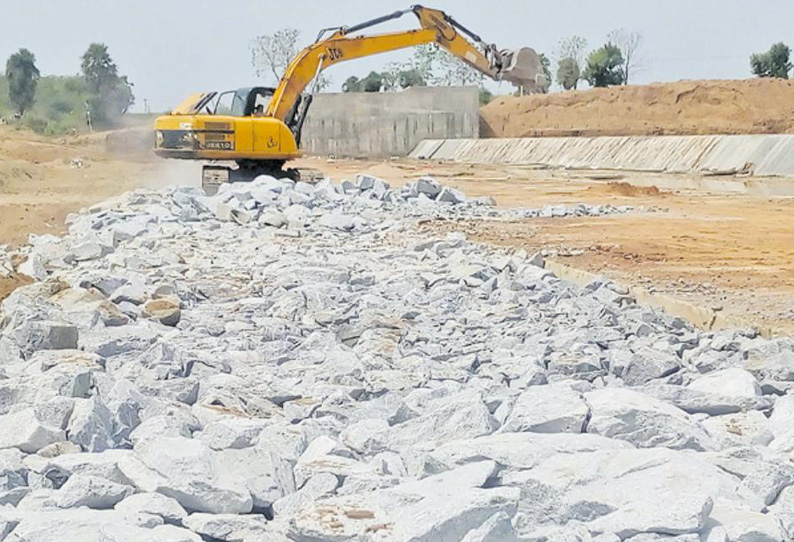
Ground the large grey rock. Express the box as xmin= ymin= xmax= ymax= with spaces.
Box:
xmin=182 ymin=513 xmax=286 ymax=542
xmin=502 ymin=447 xmax=737 ymax=534
xmin=416 ymin=177 xmax=442 ymax=197
xmin=53 ymin=474 xmax=134 ymax=509
xmin=641 ymin=384 xmax=773 ymax=417
xmin=459 ymin=511 xmax=517 ymax=542
xmin=67 ymin=397 xmax=115 ymax=452
xmin=0 ymin=449 xmax=29 ymax=506
xmin=213 ymin=446 xmax=295 ymax=509
xmin=0 ymin=509 xmax=201 ymax=541
xmin=768 ymin=394 xmax=794 ymax=454
xmin=688 ymin=368 xmax=762 ymax=397
xmin=616 ymin=347 xmax=681 ymax=386
xmin=388 ymin=392 xmax=498 ymax=451
xmin=585 ymin=388 xmax=714 ymax=450
xmin=115 ymin=492 xmax=188 ymax=526
xmin=195 ymin=417 xmax=268 ymax=450
xmin=436 ymin=186 xmax=467 ymax=204
xmin=118 ymin=436 xmax=253 ymax=514
xmin=290 ymin=461 xmax=519 ymax=542
xmin=501 ymin=383 xmax=589 ymax=434
xmin=709 ymin=507 xmax=783 ymax=542
xmin=0 ymin=408 xmax=65 ymax=453
xmin=736 ymin=459 xmax=794 ymax=509
xmin=745 ymin=350 xmax=794 ymax=382
xmin=293 ymin=436 xmax=373 ymax=488
xmin=778 ymin=485 xmax=794 ymax=541
xmin=43 ymin=449 xmax=134 ymax=486
xmin=10 ymin=321 xmax=78 ymax=359
xmin=588 ymin=493 xmax=713 ymax=538
xmin=318 ymin=213 xmax=355 ymax=232
xmin=272 ymin=472 xmax=339 ymax=518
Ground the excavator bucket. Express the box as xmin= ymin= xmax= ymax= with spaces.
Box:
xmin=500 ymin=47 xmax=548 ymax=92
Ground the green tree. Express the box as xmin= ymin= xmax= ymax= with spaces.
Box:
xmin=751 ymin=42 xmax=792 ymax=78
xmin=80 ymin=43 xmax=134 ymax=126
xmin=362 ymin=71 xmax=384 ymax=92
xmin=556 ymin=57 xmax=580 ymax=90
xmin=553 ymin=36 xmax=587 ymax=91
xmin=397 ymin=68 xmax=426 ymax=89
xmin=539 ymin=53 xmax=552 ymax=90
xmin=582 ymin=43 xmax=625 ymax=87
xmin=381 ymin=64 xmax=401 ymax=92
xmin=342 ymin=76 xmax=362 ymax=92
xmin=81 ymin=43 xmax=117 ymax=95
xmin=5 ymin=48 xmax=40 ymax=115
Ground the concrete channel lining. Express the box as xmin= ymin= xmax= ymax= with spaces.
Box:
xmin=410 ymin=134 xmax=794 ymax=178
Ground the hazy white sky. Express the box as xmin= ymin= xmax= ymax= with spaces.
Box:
xmin=2 ymin=0 xmax=792 ymax=112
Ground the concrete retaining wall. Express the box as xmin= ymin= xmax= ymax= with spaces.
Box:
xmin=301 ymin=87 xmax=479 ymax=158
xmin=410 ymin=134 xmax=794 ymax=178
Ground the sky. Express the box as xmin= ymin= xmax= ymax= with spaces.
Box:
xmin=2 ymin=0 xmax=793 ymax=113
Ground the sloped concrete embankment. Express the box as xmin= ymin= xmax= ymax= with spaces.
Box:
xmin=412 ymin=134 xmax=794 ymax=192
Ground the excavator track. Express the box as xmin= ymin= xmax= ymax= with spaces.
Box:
xmin=201 ymin=162 xmax=324 ymax=195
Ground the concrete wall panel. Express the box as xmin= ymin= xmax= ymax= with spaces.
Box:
xmin=301 ymin=87 xmax=479 ymax=158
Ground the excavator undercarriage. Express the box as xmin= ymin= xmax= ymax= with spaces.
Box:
xmin=201 ymin=161 xmax=324 ymax=195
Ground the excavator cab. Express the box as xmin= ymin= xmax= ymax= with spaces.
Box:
xmin=169 ymin=88 xmax=276 ymax=117
xmin=211 ymin=87 xmax=275 ymax=116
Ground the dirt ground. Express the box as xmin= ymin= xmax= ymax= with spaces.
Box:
xmin=481 ymin=78 xmax=794 ymax=137
xmin=1 ymin=125 xmax=793 ymax=336
xmin=298 ymin=157 xmax=794 ymax=336
xmin=0 ymin=127 xmax=194 ymax=247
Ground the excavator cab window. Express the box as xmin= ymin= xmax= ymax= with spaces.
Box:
xmin=213 ymin=91 xmax=236 ymax=115
xmin=239 ymin=87 xmax=275 ymax=116
xmin=206 ymin=88 xmax=275 ymax=117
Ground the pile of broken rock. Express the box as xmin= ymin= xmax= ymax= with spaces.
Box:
xmin=0 ymin=174 xmax=792 ymax=541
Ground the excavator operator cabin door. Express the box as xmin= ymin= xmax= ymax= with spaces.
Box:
xmin=250 ymin=88 xmax=280 ymax=155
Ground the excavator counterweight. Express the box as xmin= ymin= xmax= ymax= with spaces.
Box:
xmin=153 ymin=5 xmax=545 ymax=193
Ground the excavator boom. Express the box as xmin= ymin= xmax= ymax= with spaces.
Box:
xmin=268 ymin=5 xmax=544 ymax=135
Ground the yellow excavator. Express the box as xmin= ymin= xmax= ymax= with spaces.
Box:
xmin=153 ymin=5 xmax=544 ymax=191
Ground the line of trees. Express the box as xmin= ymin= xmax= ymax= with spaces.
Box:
xmin=340 ymin=45 xmax=489 ymax=93
xmin=552 ymin=29 xmax=642 ymax=91
xmin=4 ymin=43 xmax=134 ymax=127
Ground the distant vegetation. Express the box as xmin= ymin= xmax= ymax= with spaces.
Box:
xmin=0 ymin=74 xmax=91 ymax=135
xmin=1 ymin=43 xmax=134 ymax=135
xmin=5 ymin=49 xmax=40 ymax=116
xmin=553 ymin=30 xmax=641 ymax=90
xmin=751 ymin=42 xmax=792 ymax=79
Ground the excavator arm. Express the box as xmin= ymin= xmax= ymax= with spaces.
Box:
xmin=265 ymin=5 xmax=542 ymax=135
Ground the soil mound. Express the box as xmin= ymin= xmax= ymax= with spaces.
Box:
xmin=481 ymin=79 xmax=794 ymax=138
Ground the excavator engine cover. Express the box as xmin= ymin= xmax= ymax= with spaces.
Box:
xmin=500 ymin=47 xmax=548 ymax=92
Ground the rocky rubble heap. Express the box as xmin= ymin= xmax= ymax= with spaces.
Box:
xmin=0 ymin=174 xmax=792 ymax=542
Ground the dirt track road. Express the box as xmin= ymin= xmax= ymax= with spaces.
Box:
xmin=1 ymin=127 xmax=792 ymax=335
